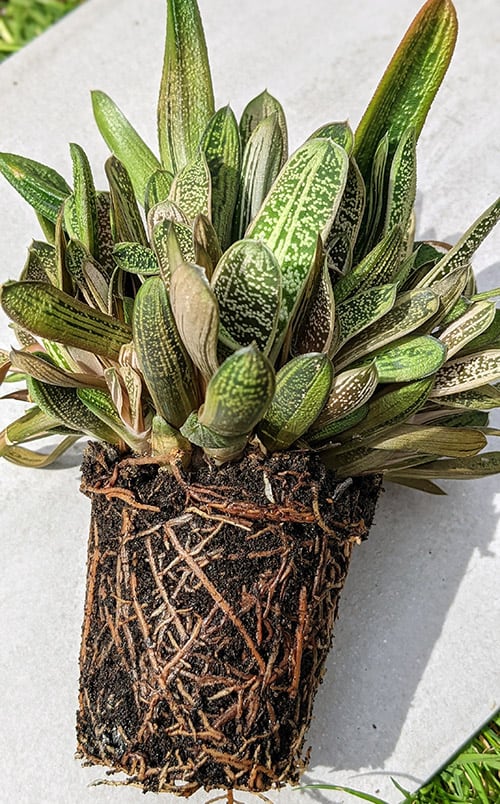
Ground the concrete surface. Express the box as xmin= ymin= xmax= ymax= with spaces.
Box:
xmin=0 ymin=1 xmax=498 ymax=802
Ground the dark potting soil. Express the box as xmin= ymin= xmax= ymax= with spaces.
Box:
xmin=77 ymin=443 xmax=381 ymax=794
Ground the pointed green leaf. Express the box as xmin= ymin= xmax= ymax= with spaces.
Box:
xmin=365 ymin=334 xmax=447 ymax=383
xmin=239 ymin=89 xmax=288 ymax=161
xmin=335 ymin=283 xmax=397 ymax=350
xmin=311 ymin=362 xmax=378 ymax=433
xmin=3 ymin=406 xmax=66 ymax=446
xmin=326 ymin=157 xmax=365 ymax=273
xmin=430 ymin=350 xmax=500 ymax=397
xmin=133 ymin=276 xmax=198 ymax=427
xmin=354 ymin=0 xmax=458 ymax=181
xmin=199 ymin=344 xmax=275 ymax=437
xmin=68 ymin=143 xmax=98 ymax=258
xmin=439 ymin=300 xmax=496 ymax=358
xmin=158 ymin=0 xmax=215 ymax=172
xmin=385 ymin=452 xmax=500 ymax=481
xmin=21 ymin=240 xmax=56 ymax=284
xmin=308 ymin=121 xmax=354 ymax=153
xmin=292 ymin=260 xmax=336 ymax=355
xmin=384 ymin=126 xmax=417 ymax=234
xmin=181 ymin=410 xmax=246 ymax=449
xmin=91 ymin=90 xmax=163 ymax=203
xmin=105 ymin=156 xmax=148 ymax=246
xmin=27 ymin=377 xmax=118 ymax=442
xmin=0 ymin=281 xmax=131 ymax=360
xmin=152 ymin=218 xmax=195 ymax=287
xmin=0 ymin=152 xmax=70 ymax=222
xmin=308 ymin=404 xmax=369 ymax=444
xmin=387 ymin=476 xmax=446 ymax=494
xmin=113 ymin=242 xmax=159 ymax=275
xmin=372 ymin=424 xmax=487 ymax=457
xmin=77 ymin=388 xmax=147 ymax=452
xmin=144 ymin=170 xmax=174 ymax=215
xmin=259 ymin=353 xmax=333 ymax=450
xmin=457 ymin=309 xmax=500 ymax=357
xmin=355 ymin=133 xmax=389 ymax=259
xmin=211 ymin=239 xmax=281 ymax=354
xmin=169 ymin=149 xmax=211 ymax=220
xmin=334 ymin=225 xmax=404 ymax=303
xmin=170 ymin=262 xmax=219 ymax=381
xmin=193 ymin=213 xmax=222 ymax=278
xmin=201 ymin=106 xmax=241 ymax=251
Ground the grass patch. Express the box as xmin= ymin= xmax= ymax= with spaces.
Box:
xmin=0 ymin=0 xmax=82 ymax=61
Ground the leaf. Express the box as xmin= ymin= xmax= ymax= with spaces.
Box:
xmin=384 ymin=126 xmax=417 ymax=235
xmin=366 ymin=334 xmax=447 ymax=382
xmin=201 ymin=106 xmax=241 ymax=251
xmin=193 ymin=213 xmax=222 ymax=278
xmin=133 ymin=276 xmax=198 ymax=427
xmin=335 ymin=287 xmax=440 ymax=369
xmin=334 ymin=225 xmax=404 ymax=303
xmin=291 ymin=259 xmax=336 ymax=355
xmin=308 ymin=121 xmax=354 ymax=153
xmin=433 ymin=383 xmax=500 ymax=410
xmin=335 ymin=283 xmax=397 ymax=350
xmin=310 ymin=362 xmax=378 ymax=433
xmin=430 ymin=350 xmax=500 ymax=396
xmin=77 ymin=388 xmax=147 ymax=452
xmin=151 ymin=415 xmax=191 ymax=461
xmin=259 ymin=353 xmax=333 ymax=450
xmin=68 ymin=143 xmax=98 ymax=258
xmin=181 ymin=410 xmax=247 ymax=450
xmin=385 ymin=452 xmax=500 ymax=481
xmin=457 ymin=309 xmax=500 ymax=357
xmin=371 ymin=424 xmax=487 ymax=457
xmin=0 ymin=152 xmax=70 ymax=222
xmin=105 ymin=156 xmax=148 ymax=246
xmin=91 ymin=90 xmax=163 ymax=203
xmin=211 ymin=239 xmax=281 ymax=354
xmin=158 ymin=0 xmax=215 ymax=172
xmin=439 ymin=300 xmax=496 ymax=358
xmin=354 ymin=0 xmax=458 ymax=181
xmin=199 ymin=344 xmax=275 ymax=437
xmin=247 ymin=138 xmax=349 ymax=352
xmin=239 ymin=89 xmax=288 ymax=160
xmin=10 ymin=349 xmax=106 ymax=390
xmin=356 ymin=133 xmax=389 ymax=258
xmin=3 ymin=406 xmax=65 ymax=446
xmin=235 ymin=113 xmax=285 ymax=240
xmin=308 ymin=404 xmax=369 ymax=444
xmin=22 ymin=240 xmax=56 ymax=284
xmin=94 ymin=191 xmax=115 ymax=273
xmin=169 ymin=149 xmax=211 ymax=220
xmin=0 ymin=281 xmax=131 ymax=360
xmin=387 ymin=476 xmax=446 ymax=494
xmin=1 ymin=437 xmax=80 ymax=468
xmin=113 ymin=242 xmax=159 ymax=275
xmin=326 ymin=157 xmax=365 ymax=273
xmin=152 ymin=218 xmax=194 ymax=287
xmin=169 ymin=262 xmax=220 ymax=382
xmin=144 ymin=170 xmax=174 ymax=216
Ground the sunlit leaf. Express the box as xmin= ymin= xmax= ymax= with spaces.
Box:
xmin=201 ymin=106 xmax=241 ymax=251
xmin=170 ymin=262 xmax=220 ymax=381
xmin=239 ymin=89 xmax=288 ymax=161
xmin=169 ymin=149 xmax=211 ymax=220
xmin=0 ymin=152 xmax=70 ymax=222
xmin=431 ymin=350 xmax=500 ymax=397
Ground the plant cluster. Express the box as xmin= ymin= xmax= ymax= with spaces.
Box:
xmin=1 ymin=0 xmax=499 ymax=493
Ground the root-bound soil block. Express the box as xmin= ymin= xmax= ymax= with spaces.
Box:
xmin=77 ymin=442 xmax=382 ymax=795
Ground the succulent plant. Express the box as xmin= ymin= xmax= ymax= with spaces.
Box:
xmin=0 ymin=0 xmax=499 ymax=496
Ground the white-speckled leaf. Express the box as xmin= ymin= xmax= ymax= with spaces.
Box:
xmin=384 ymin=126 xmax=417 ymax=235
xmin=334 ymin=224 xmax=404 ymax=303
xmin=169 ymin=149 xmax=211 ymax=220
xmin=335 ymin=283 xmax=397 ymax=350
xmin=439 ymin=300 xmax=496 ymax=358
xmin=430 ymin=350 xmax=500 ymax=396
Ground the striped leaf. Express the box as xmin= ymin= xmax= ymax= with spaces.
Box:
xmin=105 ymin=156 xmax=148 ymax=246
xmin=0 ymin=152 xmax=70 ymax=222
xmin=144 ymin=170 xmax=174 ymax=215
xmin=334 ymin=225 xmax=404 ymax=303
xmin=27 ymin=377 xmax=118 ymax=442
xmin=235 ymin=113 xmax=285 ymax=240
xmin=91 ymin=90 xmax=163 ymax=203
xmin=384 ymin=126 xmax=417 ymax=234
xmin=201 ymin=106 xmax=241 ymax=251
xmin=371 ymin=424 xmax=487 ymax=457
xmin=433 ymin=383 xmax=500 ymax=411
xmin=199 ymin=344 xmax=275 ymax=437
xmin=169 ymin=149 xmax=211 ymax=220
xmin=211 ymin=239 xmax=281 ymax=354
xmin=259 ymin=353 xmax=333 ymax=450
xmin=193 ymin=213 xmax=222 ymax=278
xmin=326 ymin=157 xmax=365 ymax=273
xmin=355 ymin=133 xmax=389 ymax=258
xmin=385 ymin=452 xmax=500 ymax=481
xmin=3 ymin=406 xmax=68 ymax=446
xmin=366 ymin=334 xmax=447 ymax=383
xmin=247 ymin=138 xmax=349 ymax=352
xmin=291 ymin=259 xmax=336 ymax=356
xmin=308 ymin=403 xmax=369 ymax=444
xmin=430 ymin=350 xmax=500 ymax=397
xmin=152 ymin=218 xmax=195 ymax=286
xmin=157 ymin=0 xmax=215 ymax=172
xmin=239 ymin=90 xmax=288 ymax=160
xmin=335 ymin=287 xmax=440 ymax=369
xmin=68 ymin=143 xmax=98 ymax=258
xmin=439 ymin=300 xmax=496 ymax=358
xmin=133 ymin=276 xmax=198 ymax=427
xmin=1 ymin=437 xmax=80 ymax=468
xmin=170 ymin=262 xmax=219 ymax=382
xmin=311 ymin=362 xmax=378 ymax=433
xmin=113 ymin=242 xmax=159 ymax=275
xmin=335 ymin=283 xmax=397 ymax=350
xmin=354 ymin=0 xmax=458 ymax=181
xmin=77 ymin=388 xmax=147 ymax=452
xmin=457 ymin=309 xmax=500 ymax=357
xmin=309 ymin=121 xmax=354 ymax=153
xmin=10 ymin=349 xmax=106 ymax=390
xmin=0 ymin=281 xmax=131 ymax=360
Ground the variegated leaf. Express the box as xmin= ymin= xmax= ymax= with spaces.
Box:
xmin=3 ymin=406 xmax=66 ymax=446
xmin=105 ymin=156 xmax=148 ymax=246
xmin=0 ymin=152 xmax=70 ymax=222
xmin=430 ymin=350 xmax=500 ymax=397
xmin=335 ymin=283 xmax=397 ymax=350
xmin=308 ymin=403 xmax=369 ymax=444
xmin=258 ymin=353 xmax=333 ymax=450
xmin=455 ymin=308 xmax=500 ymax=357
xmin=144 ymin=170 xmax=174 ymax=215
xmin=22 ymin=240 xmax=56 ymax=284
xmin=334 ymin=225 xmax=403 ymax=303
xmin=170 ymin=262 xmax=219 ymax=381
xmin=169 ymin=149 xmax=211 ymax=220
xmin=181 ymin=411 xmax=248 ymax=461
xmin=354 ymin=133 xmax=389 ymax=259
xmin=77 ymin=387 xmax=147 ymax=452
xmin=385 ymin=452 xmax=500 ymax=481
xmin=371 ymin=424 xmax=487 ymax=457
xmin=1 ymin=437 xmax=80 ymax=468
xmin=383 ymin=126 xmax=417 ymax=235
xmin=113 ymin=242 xmax=159 ymax=275
xmin=326 ymin=157 xmax=365 ymax=273
xmin=365 ymin=334 xmax=447 ymax=383
xmin=193 ymin=213 xmax=222 ymax=278
xmin=308 ymin=121 xmax=354 ymax=153
xmin=27 ymin=377 xmax=118 ymax=442
xmin=438 ymin=300 xmax=496 ymax=358
xmin=291 ymin=260 xmax=336 ymax=355
xmin=311 ymin=362 xmax=378 ymax=432
xmin=432 ymin=384 xmax=500 ymax=410
xmin=10 ymin=349 xmax=106 ymax=390
xmin=152 ymin=219 xmax=194 ymax=286
xmin=239 ymin=89 xmax=288 ymax=161
xmin=211 ymin=239 xmax=281 ymax=354
xmin=201 ymin=106 xmax=241 ymax=251
xmin=69 ymin=143 xmax=98 ymax=258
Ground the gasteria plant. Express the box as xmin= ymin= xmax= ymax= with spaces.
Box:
xmin=0 ymin=0 xmax=499 ymax=795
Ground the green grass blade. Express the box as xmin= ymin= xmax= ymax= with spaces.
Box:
xmin=0 ymin=151 xmax=70 ymax=222
xmin=354 ymin=0 xmax=458 ymax=181
xmin=201 ymin=106 xmax=241 ymax=251
xmin=170 ymin=262 xmax=220 ymax=381
xmin=91 ymin=90 xmax=162 ymax=204
xmin=157 ymin=0 xmax=215 ymax=173
xmin=169 ymin=149 xmax=211 ymax=220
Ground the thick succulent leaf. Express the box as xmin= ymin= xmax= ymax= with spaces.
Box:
xmin=292 ymin=260 xmax=336 ymax=356
xmin=308 ymin=403 xmax=369 ymax=444
xmin=430 ymin=350 xmax=500 ymax=397
xmin=36 ymin=213 xmax=56 ymax=244
xmin=201 ymin=106 xmax=241 ymax=251
xmin=105 ymin=156 xmax=148 ymax=246
xmin=193 ymin=213 xmax=222 ymax=278
xmin=335 ymin=287 xmax=440 ymax=369
xmin=385 ymin=452 xmax=500 ymax=481
xmin=68 ymin=143 xmax=98 ymax=258
xmin=259 ymin=353 xmax=333 ymax=450
xmin=311 ymin=363 xmax=378 ymax=433
xmin=371 ymin=424 xmax=487 ymax=457
xmin=211 ymin=239 xmax=281 ymax=354
xmin=433 ymin=383 xmax=500 ymax=410
xmin=133 ymin=276 xmax=198 ymax=427
xmin=2 ymin=406 xmax=64 ymax=446
xmin=82 ymin=260 xmax=111 ymax=315
xmin=91 ymin=90 xmax=163 ymax=203
xmin=326 ymin=158 xmax=365 ymax=273
xmin=385 ymin=476 xmax=446 ymax=494
xmin=169 ymin=149 xmax=211 ymax=220
xmin=419 ymin=196 xmax=500 ymax=285
xmin=27 ymin=376 xmax=118 ymax=442
xmin=355 ymin=133 xmax=389 ymax=259
xmin=0 ymin=152 xmax=70 ymax=222
xmin=239 ymin=90 xmax=288 ymax=161
xmin=113 ymin=242 xmax=159 ymax=275
xmin=199 ymin=344 xmax=275 ymax=437
xmin=1 ymin=437 xmax=80 ymax=468
xmin=151 ymin=414 xmax=191 ymax=461
xmin=152 ymin=218 xmax=195 ymax=286
xmin=157 ymin=0 xmax=215 ymax=172
xmin=170 ymin=262 xmax=220 ymax=381
xmin=77 ymin=388 xmax=147 ymax=452
xmin=10 ymin=349 xmax=106 ymax=390
xmin=384 ymin=126 xmax=417 ymax=235
xmin=148 ymin=197 xmax=190 ymax=230
xmin=456 ymin=309 xmax=500 ymax=357
xmin=235 ymin=113 xmax=285 ymax=240
xmin=181 ymin=410 xmax=246 ymax=449
xmin=0 ymin=281 xmax=131 ymax=360
xmin=93 ymin=191 xmax=115 ymax=273
xmin=145 ymin=170 xmax=174 ymax=216
xmin=427 ymin=264 xmax=471 ymax=326
xmin=247 ymin=138 xmax=349 ymax=353
xmin=335 ymin=283 xmax=397 ymax=350
xmin=364 ymin=334 xmax=447 ymax=382
xmin=438 ymin=300 xmax=496 ymax=358
xmin=54 ymin=208 xmax=74 ymax=294
xmin=334 ymin=225 xmax=404 ymax=303
xmin=354 ymin=0 xmax=458 ymax=181
xmin=309 ymin=121 xmax=354 ymax=153
xmin=21 ymin=240 xmax=56 ymax=284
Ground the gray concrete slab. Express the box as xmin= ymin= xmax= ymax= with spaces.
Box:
xmin=0 ymin=1 xmax=498 ymax=803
